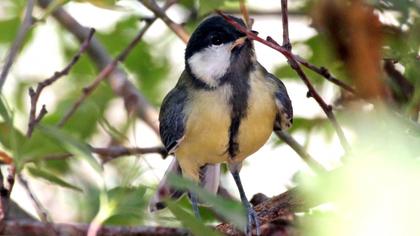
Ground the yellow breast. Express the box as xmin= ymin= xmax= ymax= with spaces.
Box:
xmin=175 ymin=71 xmax=277 ymax=178
xmin=175 ymin=85 xmax=232 ymax=178
xmin=235 ymin=70 xmax=277 ymax=162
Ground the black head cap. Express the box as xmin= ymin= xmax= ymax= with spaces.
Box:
xmin=185 ymin=15 xmax=246 ymax=61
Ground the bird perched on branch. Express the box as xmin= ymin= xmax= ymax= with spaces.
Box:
xmin=150 ymin=15 xmax=293 ymax=235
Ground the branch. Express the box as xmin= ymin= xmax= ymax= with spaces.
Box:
xmin=17 ymin=174 xmax=57 ymax=236
xmin=139 ymin=0 xmax=190 ymax=43
xmin=217 ymin=11 xmax=351 ymax=153
xmin=0 ymin=0 xmax=35 ymax=91
xmin=2 ymin=220 xmax=188 ymax=236
xmin=26 ymin=28 xmax=95 ymax=137
xmin=37 ymin=0 xmax=160 ymax=134
xmin=217 ymin=188 xmax=304 ymax=235
xmin=91 ymin=146 xmax=168 ymax=163
xmin=25 ymin=146 xmax=167 ymax=164
xmin=274 ymin=130 xmax=325 ymax=174
xmin=294 ymin=56 xmax=357 ymax=94
xmin=281 ymin=0 xmax=291 ymax=50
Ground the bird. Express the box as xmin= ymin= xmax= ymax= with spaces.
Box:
xmin=149 ymin=15 xmax=293 ymax=235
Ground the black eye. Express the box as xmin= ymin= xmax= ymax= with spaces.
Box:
xmin=210 ymin=35 xmax=223 ymax=45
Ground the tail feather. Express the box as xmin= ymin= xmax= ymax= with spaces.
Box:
xmin=149 ymin=158 xmax=221 ymax=211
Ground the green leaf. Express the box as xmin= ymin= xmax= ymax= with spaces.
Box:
xmin=76 ymin=0 xmax=119 ymax=9
xmin=27 ymin=166 xmax=83 ymax=192
xmin=168 ymin=174 xmax=246 ymax=230
xmin=0 ymin=18 xmax=20 ymax=44
xmin=37 ymin=124 xmax=102 ymax=173
xmin=103 ymin=186 xmax=147 ymax=225
xmin=167 ymin=201 xmax=222 ymax=236
xmin=0 ymin=96 xmax=11 ymax=122
xmin=200 ymin=0 xmax=224 ymax=14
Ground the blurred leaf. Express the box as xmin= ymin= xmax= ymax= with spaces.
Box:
xmin=103 ymin=186 xmax=147 ymax=225
xmin=76 ymin=0 xmax=119 ymax=9
xmin=27 ymin=166 xmax=83 ymax=192
xmin=199 ymin=0 xmax=225 ymax=15
xmin=0 ymin=96 xmax=11 ymax=122
xmin=168 ymin=174 xmax=246 ymax=230
xmin=179 ymin=0 xmax=195 ymax=9
xmin=41 ymin=83 xmax=113 ymax=139
xmin=96 ymin=17 xmax=169 ymax=104
xmin=289 ymin=117 xmax=328 ymax=133
xmin=167 ymin=201 xmax=222 ymax=236
xmin=37 ymin=124 xmax=102 ymax=173
xmin=0 ymin=18 xmax=20 ymax=44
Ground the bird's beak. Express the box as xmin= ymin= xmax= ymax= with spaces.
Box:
xmin=230 ymin=36 xmax=248 ymax=51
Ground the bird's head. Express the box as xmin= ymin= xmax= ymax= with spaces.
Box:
xmin=185 ymin=15 xmax=256 ymax=88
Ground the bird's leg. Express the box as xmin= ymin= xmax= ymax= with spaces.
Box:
xmin=190 ymin=191 xmax=201 ymax=219
xmin=231 ymin=170 xmax=260 ymax=236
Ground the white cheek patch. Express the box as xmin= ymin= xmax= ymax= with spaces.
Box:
xmin=187 ymin=43 xmax=232 ymax=88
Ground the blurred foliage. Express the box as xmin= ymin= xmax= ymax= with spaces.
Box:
xmin=0 ymin=0 xmax=419 ymax=234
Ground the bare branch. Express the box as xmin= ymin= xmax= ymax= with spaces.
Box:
xmin=92 ymin=146 xmax=167 ymax=162
xmin=217 ymin=188 xmax=304 ymax=235
xmin=217 ymin=11 xmax=351 ymax=152
xmin=239 ymin=0 xmax=251 ymax=28
xmin=17 ymin=174 xmax=57 ymax=236
xmin=26 ymin=28 xmax=95 ymax=137
xmin=25 ymin=146 xmax=167 ymax=164
xmin=139 ymin=0 xmax=190 ymax=43
xmin=281 ymin=0 xmax=291 ymax=50
xmin=294 ymin=56 xmax=357 ymax=94
xmin=0 ymin=0 xmax=35 ymax=91
xmin=274 ymin=130 xmax=325 ymax=174
xmin=2 ymin=220 xmax=189 ymax=236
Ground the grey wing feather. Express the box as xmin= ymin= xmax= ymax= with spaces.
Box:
xmin=159 ymin=77 xmax=189 ymax=154
xmin=266 ymin=72 xmax=293 ymax=130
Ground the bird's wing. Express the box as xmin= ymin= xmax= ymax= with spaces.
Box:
xmin=159 ymin=72 xmax=189 ymax=154
xmin=267 ymin=72 xmax=293 ymax=131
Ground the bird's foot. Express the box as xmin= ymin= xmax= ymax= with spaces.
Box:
xmin=245 ymin=204 xmax=260 ymax=236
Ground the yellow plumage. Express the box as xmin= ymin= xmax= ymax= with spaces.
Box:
xmin=175 ymin=69 xmax=277 ymax=181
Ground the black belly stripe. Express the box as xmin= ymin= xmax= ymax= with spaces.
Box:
xmin=226 ymin=68 xmax=251 ymax=158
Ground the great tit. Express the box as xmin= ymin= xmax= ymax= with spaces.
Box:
xmin=150 ymin=15 xmax=293 ymax=235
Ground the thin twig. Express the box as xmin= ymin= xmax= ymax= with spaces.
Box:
xmin=217 ymin=11 xmax=350 ymax=152
xmin=239 ymin=0 xmax=251 ymax=28
xmin=17 ymin=174 xmax=57 ymax=236
xmin=26 ymin=28 xmax=95 ymax=137
xmin=295 ymin=56 xmax=357 ymax=94
xmin=25 ymin=146 xmax=167 ymax=163
xmin=139 ymin=0 xmax=190 ymax=43
xmin=0 ymin=0 xmax=35 ymax=91
xmin=274 ymin=130 xmax=325 ymax=174
xmin=91 ymin=146 xmax=168 ymax=160
xmin=281 ymin=0 xmax=291 ymax=50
